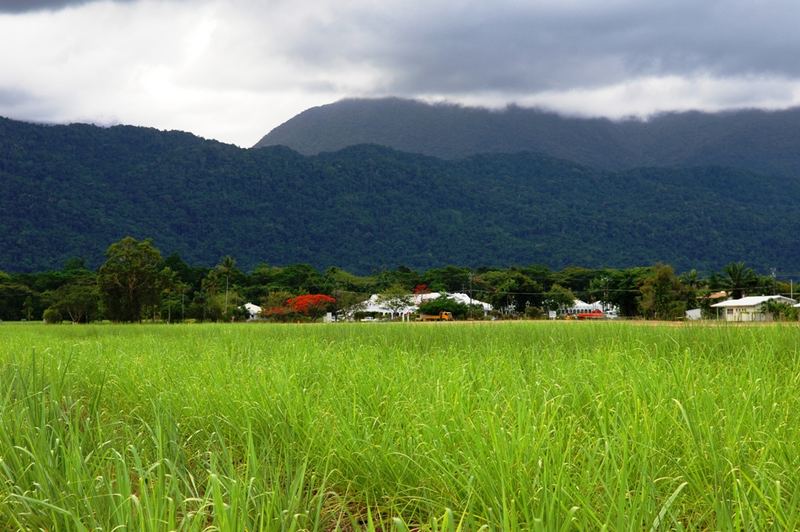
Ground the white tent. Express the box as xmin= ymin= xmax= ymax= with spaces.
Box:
xmin=685 ymin=308 xmax=702 ymax=320
xmin=348 ymin=292 xmax=493 ymax=320
xmin=563 ymin=299 xmax=618 ymax=317
xmin=356 ymin=294 xmax=417 ymax=317
xmin=243 ymin=302 xmax=262 ymax=320
xmin=442 ymin=292 xmax=493 ymax=312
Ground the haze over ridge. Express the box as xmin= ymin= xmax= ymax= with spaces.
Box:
xmin=255 ymin=97 xmax=800 ymax=177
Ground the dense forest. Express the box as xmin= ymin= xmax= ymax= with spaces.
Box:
xmin=2 ymin=116 xmax=799 ymax=274
xmin=257 ymin=98 xmax=800 ymax=177
xmin=0 ymin=236 xmax=794 ymax=323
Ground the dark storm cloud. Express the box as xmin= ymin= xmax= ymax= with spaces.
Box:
xmin=0 ymin=0 xmax=133 ymax=13
xmin=285 ymin=0 xmax=800 ymax=94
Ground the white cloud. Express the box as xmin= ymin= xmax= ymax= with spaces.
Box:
xmin=422 ymin=75 xmax=800 ymax=120
xmin=1 ymin=0 xmax=800 ymax=145
xmin=0 ymin=1 xmax=343 ymax=145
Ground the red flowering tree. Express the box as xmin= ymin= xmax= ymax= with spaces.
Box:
xmin=413 ymin=284 xmax=429 ymax=294
xmin=286 ymin=294 xmax=336 ymax=320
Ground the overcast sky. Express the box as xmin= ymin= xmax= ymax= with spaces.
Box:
xmin=2 ymin=0 xmax=800 ymax=146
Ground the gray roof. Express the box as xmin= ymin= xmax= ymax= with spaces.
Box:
xmin=711 ymin=295 xmax=797 ymax=308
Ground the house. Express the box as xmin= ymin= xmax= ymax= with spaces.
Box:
xmin=710 ymin=295 xmax=797 ymax=322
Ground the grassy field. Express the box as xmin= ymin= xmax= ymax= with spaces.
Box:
xmin=1 ymin=321 xmax=800 ymax=530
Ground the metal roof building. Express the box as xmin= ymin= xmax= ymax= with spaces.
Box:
xmin=711 ymin=295 xmax=797 ymax=321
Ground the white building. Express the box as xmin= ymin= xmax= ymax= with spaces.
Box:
xmin=711 ymin=295 xmax=797 ymax=322
xmin=348 ymin=292 xmax=493 ymax=320
xmin=561 ymin=299 xmax=619 ymax=318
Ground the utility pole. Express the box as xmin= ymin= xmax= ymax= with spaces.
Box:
xmin=469 ymin=273 xmax=473 ymax=317
xmin=224 ymin=275 xmax=229 ymax=315
xmin=771 ymin=268 xmax=777 ymax=294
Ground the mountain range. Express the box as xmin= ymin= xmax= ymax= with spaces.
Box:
xmin=2 ymin=101 xmax=800 ymax=274
xmin=256 ymin=98 xmax=800 ymax=178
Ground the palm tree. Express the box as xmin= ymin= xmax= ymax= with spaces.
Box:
xmin=679 ymin=269 xmax=703 ymax=309
xmin=723 ymin=262 xmax=757 ymax=299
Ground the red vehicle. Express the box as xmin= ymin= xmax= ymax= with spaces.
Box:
xmin=576 ymin=309 xmax=605 ymax=320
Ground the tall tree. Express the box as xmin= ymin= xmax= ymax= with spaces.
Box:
xmin=479 ymin=270 xmax=542 ymax=313
xmin=639 ymin=264 xmax=686 ymax=320
xmin=48 ymin=278 xmax=99 ymax=323
xmin=286 ymin=294 xmax=336 ymax=320
xmin=679 ymin=269 xmax=705 ymax=310
xmin=606 ymin=267 xmax=651 ymax=317
xmin=423 ymin=266 xmax=471 ymax=293
xmin=159 ymin=266 xmax=186 ymax=323
xmin=97 ymin=237 xmax=164 ymax=322
xmin=543 ymin=284 xmax=575 ymax=313
xmin=0 ymin=272 xmax=34 ymax=321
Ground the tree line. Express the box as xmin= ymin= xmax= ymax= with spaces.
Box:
xmin=0 ymin=237 xmax=796 ymax=323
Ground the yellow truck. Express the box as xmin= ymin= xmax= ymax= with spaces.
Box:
xmin=419 ymin=311 xmax=454 ymax=321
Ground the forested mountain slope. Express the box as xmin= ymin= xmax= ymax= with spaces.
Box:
xmin=2 ymin=116 xmax=798 ymax=273
xmin=255 ymin=98 xmax=800 ymax=178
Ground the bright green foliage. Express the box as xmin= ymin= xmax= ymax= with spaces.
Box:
xmin=2 ymin=323 xmax=800 ymax=529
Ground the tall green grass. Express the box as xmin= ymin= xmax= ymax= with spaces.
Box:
xmin=1 ymin=322 xmax=799 ymax=530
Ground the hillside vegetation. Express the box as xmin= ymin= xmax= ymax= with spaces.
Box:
xmin=2 ymin=116 xmax=799 ymax=273
xmin=256 ymin=97 xmax=800 ymax=177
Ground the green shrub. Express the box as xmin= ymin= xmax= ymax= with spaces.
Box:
xmin=524 ymin=305 xmax=545 ymax=319
xmin=42 ymin=307 xmax=62 ymax=324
